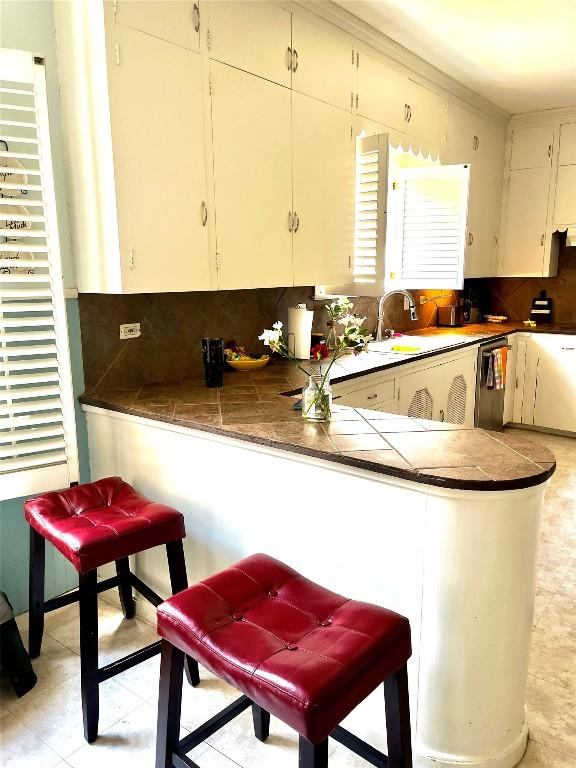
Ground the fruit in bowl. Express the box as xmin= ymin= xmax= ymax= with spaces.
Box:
xmin=224 ymin=345 xmax=270 ymax=371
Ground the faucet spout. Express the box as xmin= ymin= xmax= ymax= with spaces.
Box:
xmin=376 ymin=290 xmax=419 ymax=341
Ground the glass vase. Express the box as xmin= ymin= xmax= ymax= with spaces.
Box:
xmin=302 ymin=374 xmax=332 ymax=422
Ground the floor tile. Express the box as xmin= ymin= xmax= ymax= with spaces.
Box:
xmin=560 ymin=564 xmax=576 ymax=598
xmin=518 ymin=739 xmax=576 ymax=766
xmin=0 ymin=706 xmax=62 ymax=768
xmin=526 ymin=674 xmax=576 ymax=758
xmin=536 ymin=541 xmax=574 ymax=592
xmin=533 ymin=588 xmax=555 ymax=628
xmin=4 ymin=675 xmax=144 ymax=759
xmin=178 ymin=669 xmax=241 ymax=732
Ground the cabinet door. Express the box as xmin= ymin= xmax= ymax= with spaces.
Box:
xmin=403 ymin=78 xmax=446 ymax=147
xmin=510 ymin=125 xmax=554 ymax=170
xmin=356 ymin=52 xmax=407 ymax=132
xmin=114 ymin=0 xmax=200 ymax=52
xmin=210 ymin=62 xmax=292 ymax=290
xmin=292 ymin=93 xmax=354 ymax=286
xmin=559 ymin=122 xmax=576 ymax=165
xmin=399 ymin=368 xmax=436 ymax=420
xmin=108 ymin=24 xmax=211 ymax=292
xmin=554 ymin=165 xmax=576 ymax=225
xmin=500 ymin=167 xmax=551 ymax=276
xmin=531 ymin=336 xmax=576 ymax=432
xmin=291 ymin=15 xmax=353 ymax=112
xmin=206 ymin=1 xmax=291 ymax=87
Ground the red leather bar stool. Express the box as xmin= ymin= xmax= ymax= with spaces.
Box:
xmin=155 ymin=553 xmax=413 ymax=768
xmin=24 ymin=476 xmax=200 ymax=743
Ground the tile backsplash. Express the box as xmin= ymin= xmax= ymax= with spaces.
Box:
xmin=472 ymin=246 xmax=576 ymax=324
xmin=78 ymin=286 xmax=459 ymax=391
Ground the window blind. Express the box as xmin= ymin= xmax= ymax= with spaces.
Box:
xmin=395 ymin=164 xmax=469 ymax=290
xmin=1 ymin=49 xmax=79 ymax=501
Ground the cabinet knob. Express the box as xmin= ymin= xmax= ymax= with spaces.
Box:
xmin=439 ymin=409 xmax=445 ymax=422
xmin=367 ymin=393 xmax=378 ymax=400
xmin=201 ymin=201 xmax=208 ymax=227
xmin=286 ymin=46 xmax=293 ymax=71
xmin=192 ymin=3 xmax=200 ymax=33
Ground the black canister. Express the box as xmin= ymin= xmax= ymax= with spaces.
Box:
xmin=202 ymin=338 xmax=224 ymax=388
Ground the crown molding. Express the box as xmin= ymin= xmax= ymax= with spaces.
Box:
xmin=510 ymin=107 xmax=576 ymax=127
xmin=282 ymin=0 xmax=510 ymax=125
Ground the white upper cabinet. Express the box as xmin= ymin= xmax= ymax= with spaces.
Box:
xmin=113 ymin=0 xmax=200 ymax=51
xmin=554 ymin=123 xmax=576 ymax=226
xmin=107 ymin=23 xmax=211 ymax=292
xmin=210 ymin=62 xmax=292 ymax=290
xmin=291 ymin=15 xmax=354 ymax=112
xmin=509 ymin=125 xmax=554 ymax=170
xmin=499 ymin=124 xmax=556 ymax=277
xmin=356 ymin=51 xmax=445 ymax=147
xmin=292 ymin=92 xmax=355 ymax=286
xmin=206 ymin=1 xmax=292 ymax=87
xmin=445 ymin=103 xmax=506 ymax=277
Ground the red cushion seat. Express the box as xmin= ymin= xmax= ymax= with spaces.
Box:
xmin=156 ymin=553 xmax=411 ymax=744
xmin=24 ymin=477 xmax=185 ymax=573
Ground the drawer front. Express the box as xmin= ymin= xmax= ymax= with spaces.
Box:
xmin=335 ymin=378 xmax=395 ymax=408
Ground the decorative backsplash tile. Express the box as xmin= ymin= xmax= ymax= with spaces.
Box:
xmin=78 ymin=286 xmax=460 ymax=391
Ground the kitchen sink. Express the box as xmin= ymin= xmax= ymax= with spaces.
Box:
xmin=368 ymin=333 xmax=484 ymax=355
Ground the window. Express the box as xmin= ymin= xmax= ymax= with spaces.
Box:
xmin=1 ymin=49 xmax=79 ymax=501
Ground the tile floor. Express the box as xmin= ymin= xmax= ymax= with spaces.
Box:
xmin=0 ymin=429 xmax=574 ymax=767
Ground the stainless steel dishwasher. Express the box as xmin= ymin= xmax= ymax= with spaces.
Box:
xmin=475 ymin=337 xmax=509 ymax=430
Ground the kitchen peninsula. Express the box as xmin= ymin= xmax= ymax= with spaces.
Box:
xmin=80 ymin=327 xmax=556 ymax=768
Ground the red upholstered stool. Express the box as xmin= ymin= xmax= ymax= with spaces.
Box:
xmin=155 ymin=553 xmax=412 ymax=768
xmin=24 ymin=476 xmax=200 ymax=743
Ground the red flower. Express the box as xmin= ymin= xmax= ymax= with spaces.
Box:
xmin=310 ymin=341 xmax=329 ymax=360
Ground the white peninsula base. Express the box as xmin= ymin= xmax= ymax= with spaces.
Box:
xmin=84 ymin=405 xmax=547 ymax=768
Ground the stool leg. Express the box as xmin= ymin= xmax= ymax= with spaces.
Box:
xmin=252 ymin=703 xmax=270 ymax=742
xmin=299 ymin=736 xmax=328 ymax=768
xmin=79 ymin=569 xmax=99 ymax=743
xmin=115 ymin=558 xmax=135 ymax=619
xmin=28 ymin=527 xmax=45 ymax=659
xmin=156 ymin=639 xmax=184 ymax=768
xmin=165 ymin=540 xmax=200 ymax=688
xmin=384 ymin=663 xmax=413 ymax=768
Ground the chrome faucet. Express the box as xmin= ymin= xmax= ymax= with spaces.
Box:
xmin=376 ymin=290 xmax=419 ymax=341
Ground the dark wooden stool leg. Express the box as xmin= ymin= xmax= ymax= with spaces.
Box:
xmin=115 ymin=557 xmax=135 ymax=619
xmin=299 ymin=736 xmax=328 ymax=767
xmin=79 ymin=569 xmax=99 ymax=743
xmin=28 ymin=527 xmax=45 ymax=659
xmin=165 ymin=539 xmax=200 ymax=688
xmin=252 ymin=703 xmax=270 ymax=742
xmin=156 ymin=639 xmax=184 ymax=768
xmin=384 ymin=663 xmax=413 ymax=768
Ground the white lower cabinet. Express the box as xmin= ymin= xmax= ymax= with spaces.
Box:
xmin=398 ymin=352 xmax=477 ymax=426
xmin=210 ymin=62 xmax=293 ymax=289
xmin=521 ymin=335 xmax=576 ymax=433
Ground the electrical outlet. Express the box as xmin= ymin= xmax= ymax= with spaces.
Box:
xmin=119 ymin=323 xmax=141 ymax=340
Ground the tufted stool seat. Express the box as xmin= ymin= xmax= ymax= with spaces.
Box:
xmin=24 ymin=477 xmax=200 ymax=744
xmin=25 ymin=476 xmax=186 ymax=573
xmin=155 ymin=553 xmax=413 ymax=768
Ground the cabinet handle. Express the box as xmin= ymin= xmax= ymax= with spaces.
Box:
xmin=201 ymin=201 xmax=208 ymax=227
xmin=561 ymin=347 xmax=575 ymax=351
xmin=404 ymin=104 xmax=409 ymax=122
xmin=405 ymin=104 xmax=412 ymax=123
xmin=292 ymin=48 xmax=299 ymax=73
xmin=473 ymin=135 xmax=479 ymax=151
xmin=548 ymin=143 xmax=553 ymax=158
xmin=286 ymin=46 xmax=293 ymax=71
xmin=288 ymin=211 xmax=294 ymax=232
xmin=192 ymin=3 xmax=200 ymax=33
xmin=293 ymin=211 xmax=300 ymax=233
xmin=355 ymin=93 xmax=358 ymax=110
xmin=367 ymin=393 xmax=378 ymax=400
xmin=467 ymin=232 xmax=474 ymax=246
xmin=439 ymin=408 xmax=445 ymax=422
xmin=540 ymin=233 xmax=545 ymax=246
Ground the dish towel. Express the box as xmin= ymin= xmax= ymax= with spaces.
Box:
xmin=486 ymin=348 xmax=506 ymax=390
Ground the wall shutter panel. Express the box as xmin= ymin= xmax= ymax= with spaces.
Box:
xmin=407 ymin=388 xmax=433 ymax=419
xmin=394 ymin=164 xmax=469 ymax=290
xmin=446 ymin=374 xmax=467 ymax=424
xmin=352 ymin=134 xmax=387 ymax=288
xmin=1 ymin=49 xmax=79 ymax=501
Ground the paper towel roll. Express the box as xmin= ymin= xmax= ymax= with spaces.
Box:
xmin=287 ymin=304 xmax=314 ymax=360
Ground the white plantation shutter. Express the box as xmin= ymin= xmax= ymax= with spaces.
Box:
xmin=392 ymin=164 xmax=469 ymax=290
xmin=353 ymin=134 xmax=387 ymax=287
xmin=1 ymin=49 xmax=79 ymax=501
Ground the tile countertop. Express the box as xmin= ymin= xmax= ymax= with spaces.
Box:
xmin=79 ymin=322 xmax=567 ymax=493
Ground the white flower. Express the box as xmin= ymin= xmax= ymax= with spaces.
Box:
xmin=273 ymin=321 xmax=283 ymax=330
xmin=259 ymin=324 xmax=283 ymax=349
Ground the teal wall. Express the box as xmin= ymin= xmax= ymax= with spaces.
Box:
xmin=0 ymin=1 xmax=91 ymax=613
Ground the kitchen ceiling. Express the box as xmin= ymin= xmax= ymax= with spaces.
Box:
xmin=335 ymin=0 xmax=576 ymax=114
